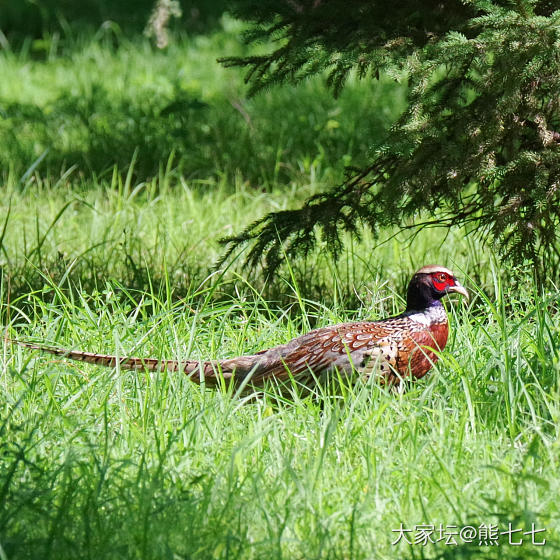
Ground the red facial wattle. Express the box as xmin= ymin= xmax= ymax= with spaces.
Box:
xmin=432 ymin=273 xmax=455 ymax=292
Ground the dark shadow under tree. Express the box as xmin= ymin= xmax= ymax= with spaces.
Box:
xmin=0 ymin=0 xmax=229 ymax=42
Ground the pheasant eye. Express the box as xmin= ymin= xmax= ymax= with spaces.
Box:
xmin=431 ymin=272 xmax=448 ymax=290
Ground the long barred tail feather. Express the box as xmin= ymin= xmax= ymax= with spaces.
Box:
xmin=9 ymin=340 xmax=234 ymax=387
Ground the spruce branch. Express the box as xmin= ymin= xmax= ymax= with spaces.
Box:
xmin=220 ymin=1 xmax=560 ymax=278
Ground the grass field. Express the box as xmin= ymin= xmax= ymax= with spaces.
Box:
xmin=1 ymin=15 xmax=559 ymax=560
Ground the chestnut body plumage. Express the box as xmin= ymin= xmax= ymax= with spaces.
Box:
xmin=13 ymin=265 xmax=468 ymax=390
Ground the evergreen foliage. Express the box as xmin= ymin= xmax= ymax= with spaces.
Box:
xmin=220 ymin=1 xmax=560 ymax=278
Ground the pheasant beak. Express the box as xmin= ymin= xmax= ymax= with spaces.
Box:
xmin=447 ymin=282 xmax=469 ymax=300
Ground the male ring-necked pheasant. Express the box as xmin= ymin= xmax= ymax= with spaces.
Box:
xmin=13 ymin=265 xmax=468 ymax=390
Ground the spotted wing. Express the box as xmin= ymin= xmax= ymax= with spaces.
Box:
xmin=241 ymin=321 xmax=405 ymax=386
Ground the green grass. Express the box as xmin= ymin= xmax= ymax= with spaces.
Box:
xmin=2 ymin=250 xmax=560 ymax=559
xmin=1 ymin=16 xmax=560 ymax=560
xmin=0 ymin=14 xmax=404 ymax=185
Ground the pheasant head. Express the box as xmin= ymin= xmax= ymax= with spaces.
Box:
xmin=406 ymin=265 xmax=469 ymax=312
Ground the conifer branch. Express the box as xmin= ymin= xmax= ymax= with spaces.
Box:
xmin=220 ymin=1 xmax=560 ymax=277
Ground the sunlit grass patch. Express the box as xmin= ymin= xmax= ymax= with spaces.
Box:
xmin=0 ymin=15 xmax=405 ymax=185
xmin=2 ymin=240 xmax=559 ymax=558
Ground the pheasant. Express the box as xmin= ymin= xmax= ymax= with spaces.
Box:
xmin=12 ymin=265 xmax=468 ymax=391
